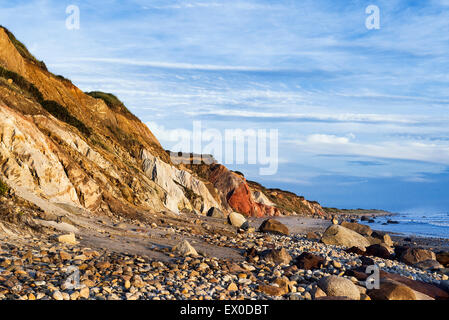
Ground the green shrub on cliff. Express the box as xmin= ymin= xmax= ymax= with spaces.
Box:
xmin=0 ymin=66 xmax=43 ymax=102
xmin=0 ymin=178 xmax=9 ymax=196
xmin=40 ymin=100 xmax=91 ymax=137
xmin=86 ymin=91 xmax=135 ymax=119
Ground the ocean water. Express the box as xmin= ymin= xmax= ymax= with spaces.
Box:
xmin=368 ymin=211 xmax=449 ymax=239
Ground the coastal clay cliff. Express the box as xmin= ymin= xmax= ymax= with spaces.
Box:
xmin=0 ymin=26 xmax=326 ymax=233
xmin=184 ymin=162 xmax=326 ymax=218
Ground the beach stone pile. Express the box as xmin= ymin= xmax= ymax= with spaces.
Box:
xmin=0 ymin=218 xmax=448 ymax=301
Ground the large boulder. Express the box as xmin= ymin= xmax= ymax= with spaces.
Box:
xmin=295 ymin=252 xmax=325 ymax=270
xmin=394 ymin=245 xmax=410 ymax=259
xmin=399 ymin=248 xmax=436 ymax=265
xmin=360 ymin=256 xmax=375 ymax=266
xmin=367 ymin=231 xmax=394 ymax=247
xmin=56 ymin=233 xmax=79 ymax=245
xmin=262 ymin=248 xmax=292 ymax=265
xmin=413 ymin=259 xmax=444 ymax=271
xmin=368 ymin=280 xmax=417 ymax=300
xmin=345 ymin=246 xmax=366 ymax=255
xmin=436 ymin=252 xmax=449 ymax=267
xmin=321 ymin=225 xmax=370 ymax=249
xmin=365 ymin=244 xmax=392 ymax=259
xmin=258 ymin=219 xmax=289 ymax=236
xmin=317 ymin=276 xmax=361 ymax=300
xmin=340 ymin=221 xmax=372 ymax=236
xmin=349 ymin=269 xmax=449 ymax=300
xmin=206 ymin=207 xmax=225 ymax=219
xmin=380 ymin=271 xmax=449 ymax=300
xmin=228 ymin=212 xmax=247 ymax=229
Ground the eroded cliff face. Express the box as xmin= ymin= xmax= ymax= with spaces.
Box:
xmin=0 ymin=26 xmax=326 ymax=224
xmin=247 ymin=180 xmax=327 ymax=217
xmin=141 ymin=149 xmax=221 ymax=214
xmin=0 ymin=105 xmax=80 ymax=206
xmin=185 ymin=163 xmax=327 ymax=218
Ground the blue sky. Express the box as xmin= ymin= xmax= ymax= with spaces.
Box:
xmin=1 ymin=0 xmax=449 ymax=212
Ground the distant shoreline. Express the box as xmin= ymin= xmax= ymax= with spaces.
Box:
xmin=324 ymin=207 xmax=394 ymax=217
xmin=249 ymin=214 xmax=449 ymax=252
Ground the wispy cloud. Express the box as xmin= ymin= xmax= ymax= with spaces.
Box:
xmin=188 ymin=110 xmax=443 ymax=125
xmin=71 ymin=57 xmax=278 ymax=72
xmin=295 ymin=134 xmax=449 ymax=165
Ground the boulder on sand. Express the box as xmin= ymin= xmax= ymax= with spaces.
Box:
xmin=365 ymin=244 xmax=393 ymax=259
xmin=345 ymin=246 xmax=366 ymax=255
xmin=172 ymin=240 xmax=198 ymax=256
xmin=381 ymin=271 xmax=449 ymax=300
xmin=228 ymin=212 xmax=247 ymax=228
xmin=436 ymin=252 xmax=449 ymax=267
xmin=262 ymin=248 xmax=292 ymax=265
xmin=368 ymin=280 xmax=417 ymax=300
xmin=355 ymin=269 xmax=449 ymax=300
xmin=295 ymin=252 xmax=325 ymax=270
xmin=366 ymin=231 xmax=394 ymax=247
xmin=340 ymin=221 xmax=372 ymax=236
xmin=56 ymin=233 xmax=78 ymax=245
xmin=321 ymin=225 xmax=370 ymax=249
xmin=318 ymin=276 xmax=360 ymax=300
xmin=413 ymin=259 xmax=444 ymax=271
xmin=258 ymin=219 xmax=289 ymax=236
xmin=399 ymin=248 xmax=436 ymax=265
xmin=207 ymin=207 xmax=225 ymax=219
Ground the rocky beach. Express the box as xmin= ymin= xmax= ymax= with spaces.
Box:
xmin=1 ymin=196 xmax=448 ymax=301
xmin=0 ymin=25 xmax=448 ymax=302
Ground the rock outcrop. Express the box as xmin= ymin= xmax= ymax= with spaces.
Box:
xmin=185 ymin=162 xmax=326 ymax=218
xmin=141 ymin=149 xmax=220 ymax=214
xmin=209 ymin=164 xmax=282 ymax=217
